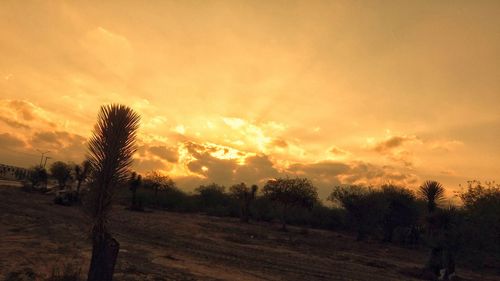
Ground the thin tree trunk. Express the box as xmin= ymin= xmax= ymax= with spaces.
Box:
xmin=87 ymin=233 xmax=120 ymax=281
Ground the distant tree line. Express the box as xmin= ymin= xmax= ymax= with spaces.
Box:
xmin=22 ymin=159 xmax=500 ymax=280
xmin=18 ymin=104 xmax=500 ymax=281
xmin=118 ymin=173 xmax=499 ymax=279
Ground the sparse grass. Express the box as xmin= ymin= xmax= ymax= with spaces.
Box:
xmin=45 ymin=263 xmax=82 ymax=281
xmin=2 ymin=185 xmax=499 ymax=281
xmin=3 ymin=268 xmax=36 ymax=281
xmin=3 ymin=264 xmax=82 ymax=281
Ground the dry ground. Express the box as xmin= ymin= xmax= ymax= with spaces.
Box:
xmin=0 ymin=185 xmax=498 ymax=281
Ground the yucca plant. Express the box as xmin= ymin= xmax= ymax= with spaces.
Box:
xmin=85 ymin=104 xmax=140 ymax=281
xmin=418 ymin=180 xmax=445 ymax=213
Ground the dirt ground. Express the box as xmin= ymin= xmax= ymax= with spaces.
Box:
xmin=0 ymin=185 xmax=498 ymax=281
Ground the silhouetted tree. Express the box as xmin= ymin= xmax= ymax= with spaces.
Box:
xmin=418 ymin=180 xmax=445 ymax=213
xmin=27 ymin=165 xmax=48 ymax=189
xmin=75 ymin=160 xmax=92 ymax=196
xmin=459 ymin=181 xmax=500 ymax=263
xmin=329 ymin=185 xmax=384 ymax=240
xmin=195 ymin=183 xmax=229 ymax=211
xmin=144 ymin=171 xmax=176 ymax=198
xmin=50 ymin=161 xmax=73 ymax=189
xmin=263 ymin=177 xmax=318 ymax=231
xmin=379 ymin=185 xmax=419 ymax=243
xmin=85 ymin=104 xmax=140 ymax=281
xmin=229 ymin=183 xmax=258 ymax=223
xmin=128 ymin=172 xmax=142 ymax=211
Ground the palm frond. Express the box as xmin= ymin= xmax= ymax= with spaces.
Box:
xmin=86 ymin=104 xmax=140 ymax=236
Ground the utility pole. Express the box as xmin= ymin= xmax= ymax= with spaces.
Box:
xmin=43 ymin=156 xmax=51 ymax=168
xmin=36 ymin=149 xmax=50 ymax=167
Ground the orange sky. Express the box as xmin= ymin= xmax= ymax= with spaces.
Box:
xmin=1 ymin=1 xmax=499 ymax=198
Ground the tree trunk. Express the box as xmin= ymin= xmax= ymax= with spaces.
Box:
xmin=87 ymin=234 xmax=120 ymax=281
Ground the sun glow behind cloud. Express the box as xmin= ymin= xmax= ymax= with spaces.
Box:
xmin=0 ymin=1 xmax=499 ymax=197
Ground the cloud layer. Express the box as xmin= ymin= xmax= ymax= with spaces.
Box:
xmin=1 ymin=1 xmax=499 ymax=196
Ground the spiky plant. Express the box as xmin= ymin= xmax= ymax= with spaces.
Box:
xmin=418 ymin=180 xmax=445 ymax=212
xmin=86 ymin=104 xmax=140 ymax=281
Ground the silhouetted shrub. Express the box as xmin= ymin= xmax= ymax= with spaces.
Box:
xmin=329 ymin=185 xmax=385 ymax=240
xmin=49 ymin=161 xmax=73 ymax=189
xmin=195 ymin=183 xmax=227 ymax=207
xmin=251 ymin=196 xmax=276 ymax=222
xmin=263 ymin=177 xmax=319 ymax=231
xmin=229 ymin=183 xmax=258 ymax=222
xmin=27 ymin=166 xmax=48 ymax=189
xmin=457 ymin=181 xmax=500 ymax=268
xmin=192 ymin=183 xmax=237 ymax=216
xmin=379 ymin=185 xmax=420 ymax=242
xmin=156 ymin=186 xmax=193 ymax=211
xmin=143 ymin=171 xmax=176 ymax=200
xmin=54 ymin=190 xmax=80 ymax=206
xmin=308 ymin=204 xmax=346 ymax=230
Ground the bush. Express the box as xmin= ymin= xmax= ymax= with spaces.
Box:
xmin=54 ymin=190 xmax=80 ymax=206
xmin=49 ymin=161 xmax=73 ymax=189
xmin=195 ymin=183 xmax=228 ymax=207
xmin=251 ymin=196 xmax=276 ymax=222
xmin=457 ymin=181 xmax=500 ymax=267
xmin=27 ymin=166 xmax=48 ymax=189
xmin=329 ymin=186 xmax=385 ymax=240
xmin=263 ymin=177 xmax=319 ymax=230
xmin=379 ymin=185 xmax=420 ymax=242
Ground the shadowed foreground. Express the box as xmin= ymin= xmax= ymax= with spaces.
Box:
xmin=0 ymin=186 xmax=497 ymax=281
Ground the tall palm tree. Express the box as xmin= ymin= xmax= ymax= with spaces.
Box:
xmin=418 ymin=180 xmax=445 ymax=213
xmin=86 ymin=104 xmax=140 ymax=281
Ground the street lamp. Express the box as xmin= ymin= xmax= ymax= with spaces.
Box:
xmin=36 ymin=149 xmax=50 ymax=167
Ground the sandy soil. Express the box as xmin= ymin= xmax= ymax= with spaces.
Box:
xmin=0 ymin=185 xmax=498 ymax=281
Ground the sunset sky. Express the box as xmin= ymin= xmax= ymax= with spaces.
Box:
xmin=1 ymin=1 xmax=499 ymax=198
